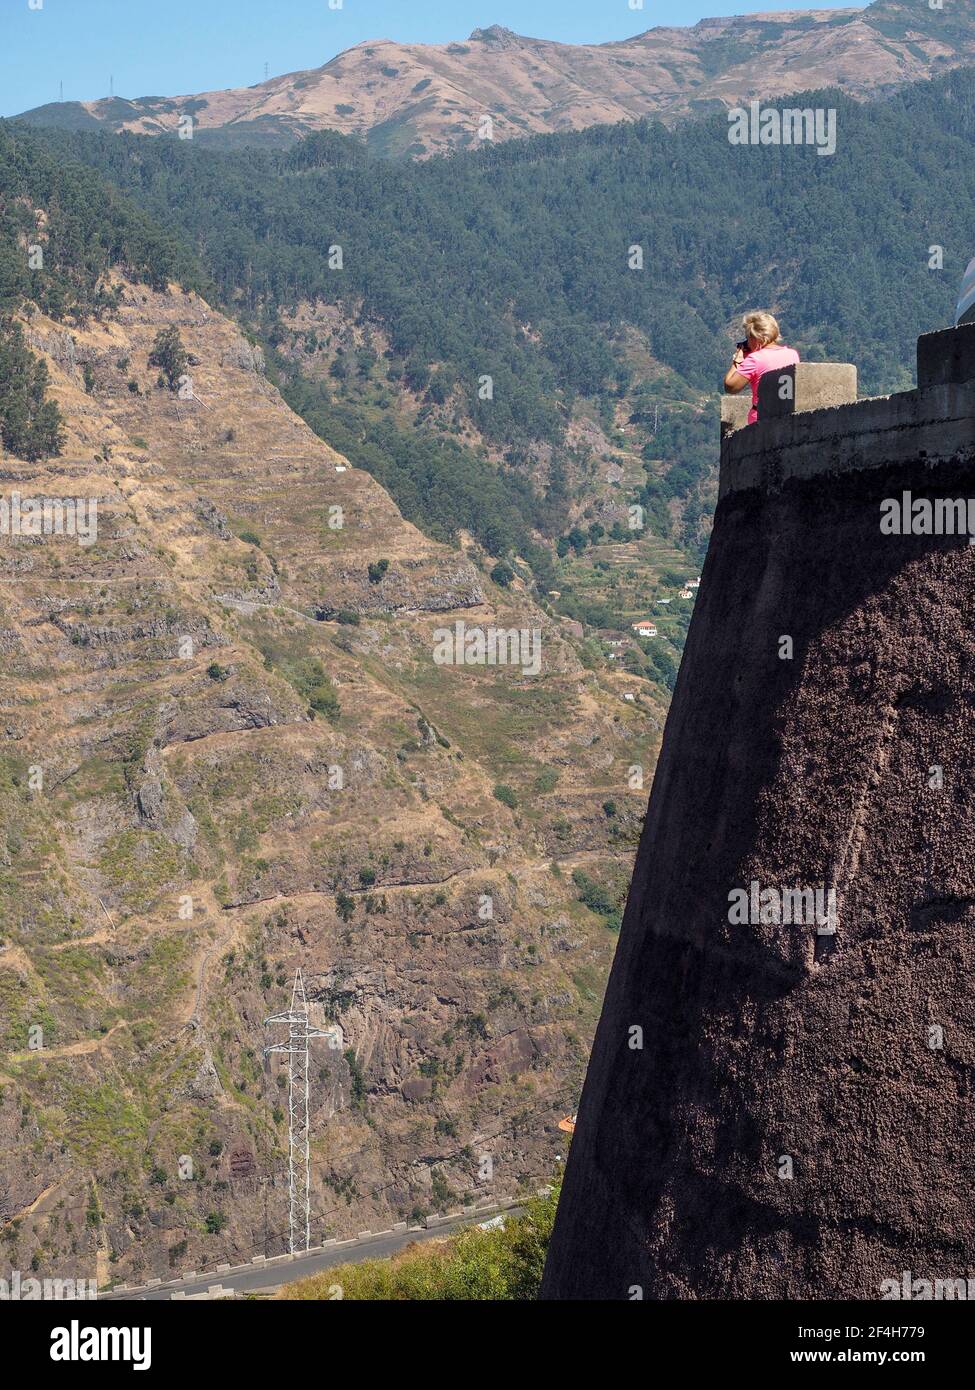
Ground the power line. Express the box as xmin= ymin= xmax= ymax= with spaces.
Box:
xmin=263 ymin=969 xmax=329 ymax=1254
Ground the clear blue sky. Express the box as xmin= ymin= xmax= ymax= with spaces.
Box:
xmin=0 ymin=0 xmax=862 ymax=118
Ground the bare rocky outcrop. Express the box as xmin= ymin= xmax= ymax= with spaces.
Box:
xmin=321 ymin=559 xmax=485 ymax=616
xmin=193 ymin=497 xmax=231 ymax=539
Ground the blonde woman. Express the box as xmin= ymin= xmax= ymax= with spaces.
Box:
xmin=724 ymin=311 xmax=800 ymax=424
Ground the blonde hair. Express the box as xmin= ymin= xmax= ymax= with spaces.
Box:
xmin=743 ymin=311 xmax=781 ymax=348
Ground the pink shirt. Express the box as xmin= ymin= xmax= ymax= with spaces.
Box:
xmin=736 ymin=344 xmax=800 ymax=423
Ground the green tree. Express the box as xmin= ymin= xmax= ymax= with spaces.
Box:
xmin=148 ymin=326 xmax=189 ymax=391
xmin=0 ymin=320 xmax=65 ymax=460
xmin=490 ymin=560 xmax=515 ymax=588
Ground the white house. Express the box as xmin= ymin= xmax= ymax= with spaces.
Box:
xmin=632 ymin=620 xmax=657 ymax=638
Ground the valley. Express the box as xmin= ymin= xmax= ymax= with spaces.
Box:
xmin=3 ymin=17 xmax=975 ymax=1294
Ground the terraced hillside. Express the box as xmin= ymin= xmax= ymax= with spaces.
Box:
xmin=0 ymin=279 xmax=664 ymax=1285
xmin=273 ymin=297 xmax=707 ymax=689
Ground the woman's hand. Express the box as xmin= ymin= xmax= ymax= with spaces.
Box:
xmin=732 ymin=347 xmax=745 ymax=367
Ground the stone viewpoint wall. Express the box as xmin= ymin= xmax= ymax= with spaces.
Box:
xmin=542 ymin=327 xmax=975 ymax=1300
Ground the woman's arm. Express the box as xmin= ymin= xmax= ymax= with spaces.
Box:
xmin=724 ymin=347 xmax=748 ymax=394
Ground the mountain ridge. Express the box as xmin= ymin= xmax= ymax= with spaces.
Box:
xmin=17 ymin=2 xmax=975 ymax=156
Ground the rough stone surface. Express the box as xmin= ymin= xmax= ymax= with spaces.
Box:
xmin=720 ymin=393 xmax=751 ymax=439
xmin=917 ymin=321 xmax=975 ymax=389
xmin=542 ymin=331 xmax=975 ymax=1300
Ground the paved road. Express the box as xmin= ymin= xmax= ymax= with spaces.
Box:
xmin=102 ymin=1205 xmax=521 ymax=1301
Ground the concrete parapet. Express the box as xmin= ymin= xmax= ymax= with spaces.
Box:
xmin=171 ymin=1285 xmax=234 ymax=1301
xmin=722 ymin=363 xmax=857 ymax=440
xmin=720 ymin=380 xmax=975 ymax=499
xmin=917 ymin=320 xmax=975 ymax=387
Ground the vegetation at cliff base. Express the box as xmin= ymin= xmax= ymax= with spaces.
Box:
xmin=279 ymin=1180 xmax=560 ymax=1300
xmin=147 ymin=326 xmax=189 ymax=390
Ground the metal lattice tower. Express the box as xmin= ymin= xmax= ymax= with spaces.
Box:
xmin=263 ymin=969 xmax=328 ymax=1254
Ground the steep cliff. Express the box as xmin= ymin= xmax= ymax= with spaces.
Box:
xmin=0 ymin=279 xmax=663 ymax=1284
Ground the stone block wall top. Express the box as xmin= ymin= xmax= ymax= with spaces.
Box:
xmin=722 ymin=363 xmax=857 ymax=440
xmin=757 ymin=361 xmax=857 ymax=418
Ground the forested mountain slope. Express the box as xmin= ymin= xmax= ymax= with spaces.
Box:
xmin=24 ymin=65 xmax=975 ymax=575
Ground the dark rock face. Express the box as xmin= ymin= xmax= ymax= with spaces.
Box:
xmin=542 ymin=360 xmax=975 ymax=1300
xmin=469 ymin=26 xmax=521 ymax=49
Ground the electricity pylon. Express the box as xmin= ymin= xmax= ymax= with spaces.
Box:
xmin=263 ymin=969 xmax=328 ymax=1254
